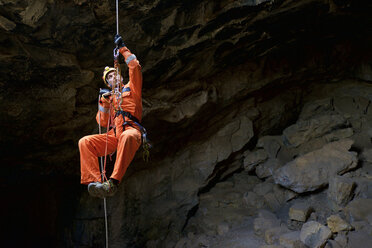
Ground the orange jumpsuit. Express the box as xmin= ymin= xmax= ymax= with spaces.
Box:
xmin=79 ymin=47 xmax=143 ymax=185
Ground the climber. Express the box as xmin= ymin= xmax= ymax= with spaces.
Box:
xmin=78 ymin=35 xmax=143 ymax=198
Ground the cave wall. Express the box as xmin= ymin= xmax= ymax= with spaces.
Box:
xmin=1 ymin=0 xmax=372 ymax=247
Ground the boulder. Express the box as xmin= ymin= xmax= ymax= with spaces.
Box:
xmin=327 ymin=176 xmax=355 ymax=206
xmin=334 ymin=233 xmax=348 ymax=247
xmin=244 ymin=149 xmax=268 ymax=172
xmin=279 ymin=231 xmax=306 ymax=248
xmin=256 ymin=158 xmax=282 ymax=179
xmin=347 ymin=230 xmax=372 ymax=248
xmin=298 ymin=98 xmax=333 ymax=121
xmin=257 ymin=136 xmax=282 ymax=158
xmin=0 ymin=15 xmax=16 ymax=31
xmin=283 ymin=115 xmax=347 ymax=147
xmin=289 ymin=203 xmax=313 ymax=222
xmin=324 ymin=240 xmax=342 ymax=248
xmin=326 ymin=215 xmax=352 ymax=233
xmin=344 ymin=198 xmax=372 ymax=223
xmin=274 ymin=139 xmax=358 ymax=193
xmin=300 ymin=221 xmax=332 ymax=248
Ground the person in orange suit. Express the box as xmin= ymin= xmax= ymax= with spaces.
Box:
xmin=78 ymin=35 xmax=143 ymax=198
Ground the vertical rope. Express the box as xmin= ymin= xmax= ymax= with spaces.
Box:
xmin=98 ymin=96 xmax=109 ymax=248
xmin=116 ymin=0 xmax=119 ymax=35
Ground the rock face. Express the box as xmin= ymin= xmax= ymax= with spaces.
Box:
xmin=274 ymin=139 xmax=358 ymax=193
xmin=2 ymin=0 xmax=372 ymax=247
xmin=327 ymin=176 xmax=356 ymax=207
xmin=326 ymin=215 xmax=352 ymax=233
xmin=300 ymin=221 xmax=332 ymax=248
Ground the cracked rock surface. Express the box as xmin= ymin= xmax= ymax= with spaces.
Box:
xmin=2 ymin=0 xmax=372 ymax=247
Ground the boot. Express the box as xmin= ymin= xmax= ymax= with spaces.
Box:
xmin=88 ymin=179 xmax=118 ymax=198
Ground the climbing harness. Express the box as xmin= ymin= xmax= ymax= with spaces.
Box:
xmin=114 ymin=110 xmax=152 ymax=162
xmin=95 ymin=0 xmax=152 ymax=247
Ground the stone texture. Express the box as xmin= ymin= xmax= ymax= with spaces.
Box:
xmin=0 ymin=15 xmax=16 ymax=31
xmin=327 ymin=176 xmax=355 ymax=206
xmin=283 ymin=115 xmax=347 ymax=147
xmin=326 ymin=215 xmax=352 ymax=233
xmin=289 ymin=203 xmax=313 ymax=222
xmin=261 ymin=245 xmax=285 ymax=248
xmin=344 ymin=198 xmax=372 ymax=223
xmin=300 ymin=221 xmax=332 ymax=248
xmin=299 ymin=98 xmax=333 ymax=121
xmin=256 ymin=158 xmax=282 ymax=179
xmin=257 ymin=136 xmax=282 ymax=158
xmin=279 ymin=231 xmax=306 ymax=248
xmin=274 ymin=139 xmax=358 ymax=193
xmin=244 ymin=149 xmax=268 ymax=172
xmin=3 ymin=0 xmax=372 ymax=247
xmin=347 ymin=230 xmax=372 ymax=248
xmin=254 ymin=210 xmax=281 ymax=237
xmin=265 ymin=226 xmax=290 ymax=245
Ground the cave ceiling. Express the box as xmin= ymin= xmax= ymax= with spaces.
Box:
xmin=1 ymin=0 xmax=372 ymax=176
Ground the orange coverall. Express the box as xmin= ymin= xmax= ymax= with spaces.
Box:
xmin=79 ymin=46 xmax=143 ymax=185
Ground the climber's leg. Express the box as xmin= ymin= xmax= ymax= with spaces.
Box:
xmin=78 ymin=132 xmax=118 ymax=184
xmin=111 ymin=126 xmax=142 ymax=182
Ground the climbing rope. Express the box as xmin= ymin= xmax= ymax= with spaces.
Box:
xmin=97 ymin=1 xmax=120 ymax=248
xmin=98 ymin=96 xmax=109 ymax=248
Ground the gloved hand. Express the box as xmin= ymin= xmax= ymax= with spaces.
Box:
xmin=114 ymin=34 xmax=125 ymax=48
xmin=99 ymin=88 xmax=111 ymax=98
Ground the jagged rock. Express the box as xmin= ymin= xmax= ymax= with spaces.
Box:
xmin=282 ymin=114 xmax=348 ymax=147
xmin=360 ymin=148 xmax=372 ymax=163
xmin=327 ymin=176 xmax=355 ymax=207
xmin=324 ymin=240 xmax=342 ymax=248
xmin=254 ymin=210 xmax=281 ymax=237
xmin=300 ymin=221 xmax=332 ymax=248
xmin=353 ymin=177 xmax=372 ymax=199
xmin=351 ymin=221 xmax=372 ymax=235
xmin=261 ymin=245 xmax=286 ymax=248
xmin=289 ymin=203 xmax=313 ymax=222
xmin=274 ymin=139 xmax=358 ymax=193
xmin=290 ymin=128 xmax=354 ymax=158
xmin=326 ymin=215 xmax=352 ymax=233
xmin=265 ymin=226 xmax=290 ymax=245
xmin=244 ymin=149 xmax=268 ymax=172
xmin=299 ymin=98 xmax=333 ymax=120
xmin=257 ymin=136 xmax=282 ymax=158
xmin=256 ymin=158 xmax=282 ymax=179
xmin=334 ymin=233 xmax=348 ymax=248
xmin=4 ymin=0 xmax=372 ymax=247
xmin=0 ymin=15 xmax=16 ymax=31
xmin=279 ymin=231 xmax=306 ymax=248
xmin=344 ymin=198 xmax=372 ymax=223
xmin=333 ymin=95 xmax=370 ymax=117
xmin=20 ymin=0 xmax=48 ymax=27
xmin=158 ymin=90 xmax=210 ymax=123
xmin=347 ymin=230 xmax=372 ymax=248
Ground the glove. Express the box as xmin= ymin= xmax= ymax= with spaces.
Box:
xmin=99 ymin=88 xmax=111 ymax=99
xmin=114 ymin=34 xmax=125 ymax=48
